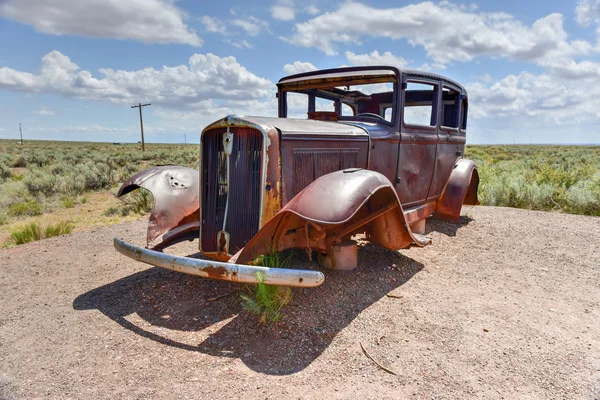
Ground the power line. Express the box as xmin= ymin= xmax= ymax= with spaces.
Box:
xmin=131 ymin=103 xmax=151 ymax=151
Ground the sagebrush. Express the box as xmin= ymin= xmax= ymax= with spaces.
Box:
xmin=0 ymin=140 xmax=196 ymax=236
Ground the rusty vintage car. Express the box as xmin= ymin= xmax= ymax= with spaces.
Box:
xmin=114 ymin=66 xmax=479 ymax=288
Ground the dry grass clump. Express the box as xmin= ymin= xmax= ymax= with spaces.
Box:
xmin=8 ymin=201 xmax=42 ymax=217
xmin=240 ymin=252 xmax=293 ymax=323
xmin=10 ymin=221 xmax=73 ymax=245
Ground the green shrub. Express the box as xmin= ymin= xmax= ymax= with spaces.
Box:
xmin=49 ymin=161 xmax=70 ymax=175
xmin=0 ymin=163 xmax=12 ymax=182
xmin=8 ymin=200 xmax=42 ymax=216
xmin=0 ymin=213 xmax=7 ymax=226
xmin=25 ymin=151 xmax=53 ymax=167
xmin=103 ymin=206 xmax=120 ymax=216
xmin=469 ymin=146 xmax=600 ymax=216
xmin=240 ymin=252 xmax=293 ymax=323
xmin=76 ymin=162 xmax=115 ymax=190
xmin=61 ymin=196 xmax=76 ymax=208
xmin=124 ymin=189 xmax=153 ymax=214
xmin=10 ymin=221 xmax=73 ymax=245
xmin=104 ymin=205 xmax=133 ymax=217
xmin=11 ymin=154 xmax=27 ymax=168
xmin=61 ymin=175 xmax=86 ymax=196
xmin=0 ymin=181 xmax=29 ymax=209
xmin=24 ymin=169 xmax=58 ymax=197
xmin=565 ymin=175 xmax=600 ymax=215
xmin=124 ymin=162 xmax=142 ymax=176
xmin=11 ymin=223 xmax=43 ymax=244
xmin=80 ymin=196 xmax=88 ymax=204
xmin=44 ymin=221 xmax=73 ymax=238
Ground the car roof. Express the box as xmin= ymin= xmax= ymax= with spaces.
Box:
xmin=278 ymin=65 xmax=467 ymax=96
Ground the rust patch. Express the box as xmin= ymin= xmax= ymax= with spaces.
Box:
xmin=262 ymin=125 xmax=282 ymax=224
xmin=202 ymin=265 xmax=229 ymax=280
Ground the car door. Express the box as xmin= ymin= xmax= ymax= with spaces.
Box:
xmin=428 ymin=84 xmax=466 ymax=200
xmin=395 ymin=76 xmax=439 ymax=208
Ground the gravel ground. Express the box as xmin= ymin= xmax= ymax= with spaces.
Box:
xmin=0 ymin=206 xmax=599 ymax=399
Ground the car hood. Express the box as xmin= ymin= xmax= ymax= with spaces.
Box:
xmin=205 ymin=115 xmax=369 ymax=138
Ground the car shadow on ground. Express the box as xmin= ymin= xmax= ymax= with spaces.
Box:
xmin=73 ymin=243 xmax=423 ymax=375
xmin=426 ymin=215 xmax=473 ymax=237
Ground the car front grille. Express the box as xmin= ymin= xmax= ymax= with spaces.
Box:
xmin=201 ymin=127 xmax=263 ymax=253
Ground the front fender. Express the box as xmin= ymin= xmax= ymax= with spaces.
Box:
xmin=231 ymin=168 xmax=431 ymax=264
xmin=435 ymin=159 xmax=479 ymax=221
xmin=117 ymin=166 xmax=200 ymax=250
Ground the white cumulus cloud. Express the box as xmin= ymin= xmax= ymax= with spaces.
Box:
xmin=271 ymin=5 xmax=295 ymax=21
xmin=283 ymin=61 xmax=317 ymax=75
xmin=287 ymin=1 xmax=596 ymax=75
xmin=304 ymin=6 xmax=320 ymax=15
xmin=0 ymin=0 xmax=202 ymax=46
xmin=575 ymin=0 xmax=600 ymax=26
xmin=0 ymin=51 xmax=273 ymax=110
xmin=224 ymin=39 xmax=253 ymax=49
xmin=467 ymin=71 xmax=600 ymax=124
xmin=345 ymin=50 xmax=407 ymax=69
xmin=231 ymin=17 xmax=269 ymax=36
xmin=201 ymin=15 xmax=227 ymax=35
xmin=34 ymin=107 xmax=55 ymax=116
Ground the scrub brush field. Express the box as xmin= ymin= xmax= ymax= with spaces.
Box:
xmin=0 ymin=140 xmax=599 ymax=247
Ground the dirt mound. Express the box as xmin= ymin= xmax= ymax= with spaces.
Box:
xmin=1 ymin=206 xmax=599 ymax=399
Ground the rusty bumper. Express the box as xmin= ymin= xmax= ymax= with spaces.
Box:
xmin=113 ymin=238 xmax=325 ymax=288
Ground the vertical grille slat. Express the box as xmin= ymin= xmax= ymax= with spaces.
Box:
xmin=201 ymin=127 xmax=263 ymax=253
xmin=292 ymin=149 xmax=359 ymax=196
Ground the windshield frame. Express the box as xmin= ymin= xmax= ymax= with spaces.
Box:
xmin=277 ymin=67 xmax=400 ymax=127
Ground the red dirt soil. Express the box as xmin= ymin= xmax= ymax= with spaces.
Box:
xmin=0 ymin=206 xmax=599 ymax=399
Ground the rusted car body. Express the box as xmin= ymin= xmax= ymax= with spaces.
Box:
xmin=115 ymin=66 xmax=479 ymax=287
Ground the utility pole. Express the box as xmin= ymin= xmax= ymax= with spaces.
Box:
xmin=131 ymin=103 xmax=151 ymax=151
xmin=19 ymin=123 xmax=23 ymax=145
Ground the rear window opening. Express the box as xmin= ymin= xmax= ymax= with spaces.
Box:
xmin=441 ymin=87 xmax=460 ymax=129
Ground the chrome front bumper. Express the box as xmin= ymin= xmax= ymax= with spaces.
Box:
xmin=114 ymin=238 xmax=325 ymax=288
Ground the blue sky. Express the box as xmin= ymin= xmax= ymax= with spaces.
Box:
xmin=1 ymin=0 xmax=600 ymax=144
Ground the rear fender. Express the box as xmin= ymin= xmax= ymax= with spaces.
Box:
xmin=117 ymin=166 xmax=200 ymax=250
xmin=231 ymin=169 xmax=431 ymax=265
xmin=435 ymin=159 xmax=479 ymax=221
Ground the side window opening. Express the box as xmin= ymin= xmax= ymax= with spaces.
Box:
xmin=384 ymin=108 xmax=392 ymax=122
xmin=315 ymin=97 xmax=335 ymax=112
xmin=342 ymin=103 xmax=355 ymax=116
xmin=286 ymin=92 xmax=309 ymax=119
xmin=441 ymin=87 xmax=460 ymax=129
xmin=460 ymin=98 xmax=468 ymax=130
xmin=403 ymin=81 xmax=438 ymax=127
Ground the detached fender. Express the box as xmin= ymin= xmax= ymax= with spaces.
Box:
xmin=435 ymin=159 xmax=479 ymax=221
xmin=117 ymin=166 xmax=200 ymax=250
xmin=232 ymin=169 xmax=431 ymax=265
